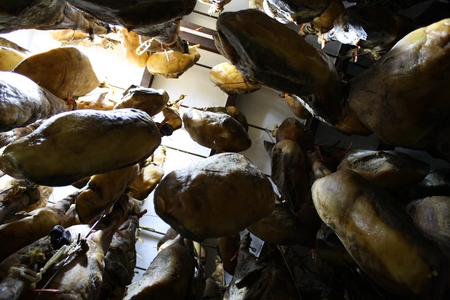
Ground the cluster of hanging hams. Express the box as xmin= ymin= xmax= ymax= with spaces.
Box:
xmin=0 ymin=192 xmax=144 ymax=300
xmin=246 ymin=115 xmax=450 ymax=299
xmin=214 ymin=3 xmax=450 ymax=163
xmin=115 ymin=133 xmax=450 ymax=300
xmin=0 ymin=23 xmax=261 ymax=300
xmin=1 ymin=0 xmax=201 ymax=79
xmin=119 ymin=23 xmax=201 ymax=79
xmin=50 ymin=21 xmax=201 ymax=79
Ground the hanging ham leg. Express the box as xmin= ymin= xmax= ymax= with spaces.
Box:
xmin=123 ymin=235 xmax=195 ymax=300
xmin=96 ymin=200 xmax=142 ymax=300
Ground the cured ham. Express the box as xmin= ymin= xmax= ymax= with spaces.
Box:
xmin=0 ymin=109 xmax=161 ymax=186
